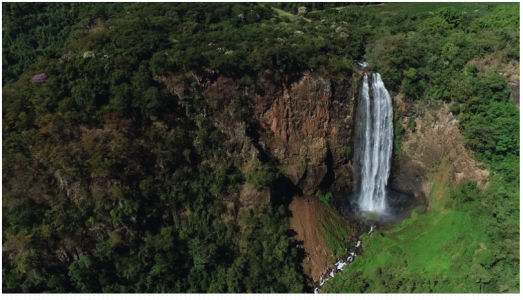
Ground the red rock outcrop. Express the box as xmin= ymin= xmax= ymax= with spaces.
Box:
xmin=191 ymin=71 xmax=357 ymax=197
xmin=157 ymin=71 xmax=358 ymax=283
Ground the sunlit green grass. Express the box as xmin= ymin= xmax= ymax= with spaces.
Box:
xmin=337 ymin=2 xmax=518 ymax=18
xmin=323 ymin=174 xmax=495 ymax=293
xmin=322 ymin=218 xmax=350 ymax=257
xmin=324 ymin=207 xmax=489 ymax=292
xmin=269 ymin=6 xmax=312 ymax=22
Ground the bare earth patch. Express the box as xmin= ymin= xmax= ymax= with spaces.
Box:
xmin=287 ymin=196 xmax=355 ymax=284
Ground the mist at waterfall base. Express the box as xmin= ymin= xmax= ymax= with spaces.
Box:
xmin=348 ymin=72 xmax=409 ymax=222
xmin=315 ymin=71 xmax=416 ymax=293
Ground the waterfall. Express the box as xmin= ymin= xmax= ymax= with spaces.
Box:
xmin=354 ymin=73 xmax=393 ymax=217
xmin=315 ymin=72 xmax=393 ymax=294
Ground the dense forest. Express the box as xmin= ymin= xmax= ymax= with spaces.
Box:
xmin=2 ymin=2 xmax=520 ymax=293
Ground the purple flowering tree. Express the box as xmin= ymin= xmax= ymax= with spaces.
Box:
xmin=32 ymin=73 xmax=48 ymax=83
xmin=61 ymin=52 xmax=73 ymax=60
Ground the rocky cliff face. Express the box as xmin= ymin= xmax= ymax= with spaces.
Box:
xmin=158 ymin=71 xmax=358 ymax=201
xmin=390 ymin=59 xmax=518 ymax=209
xmin=391 ymin=95 xmax=490 ymax=208
xmin=157 ymin=71 xmax=358 ymax=284
xmin=210 ymin=72 xmax=357 ymax=196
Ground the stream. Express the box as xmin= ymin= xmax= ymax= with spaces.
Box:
xmin=315 ymin=61 xmax=394 ymax=293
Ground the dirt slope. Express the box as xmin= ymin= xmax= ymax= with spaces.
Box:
xmin=288 ymin=196 xmax=356 ymax=284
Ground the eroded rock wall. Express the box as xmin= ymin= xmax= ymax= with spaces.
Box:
xmin=165 ymin=71 xmax=358 ymax=200
xmin=391 ymin=96 xmax=490 ymax=207
xmin=157 ymin=71 xmax=358 ymax=284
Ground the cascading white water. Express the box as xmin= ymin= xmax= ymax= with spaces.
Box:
xmin=315 ymin=72 xmax=392 ymax=294
xmin=354 ymin=73 xmax=393 ymax=216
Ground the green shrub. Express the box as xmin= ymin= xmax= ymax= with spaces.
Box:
xmin=408 ymin=117 xmax=416 ymax=132
xmin=449 ymin=102 xmax=460 ymax=115
xmin=319 ymin=191 xmax=332 ymax=208
xmin=394 ymin=118 xmax=405 ymax=160
xmin=417 ymin=17 xmax=453 ymax=34
xmin=468 ymin=5 xmax=520 ymax=32
xmin=341 ymin=145 xmax=352 ymax=160
xmin=436 ymin=7 xmax=463 ymax=28
xmin=246 ymin=162 xmax=281 ymax=190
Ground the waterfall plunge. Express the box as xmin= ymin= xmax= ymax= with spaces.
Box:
xmin=354 ymin=73 xmax=393 ymax=217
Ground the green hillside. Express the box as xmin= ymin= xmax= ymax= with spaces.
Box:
xmin=2 ymin=2 xmax=519 ymax=294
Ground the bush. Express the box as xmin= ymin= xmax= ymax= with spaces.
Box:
xmin=319 ymin=192 xmax=332 ymax=208
xmin=436 ymin=7 xmax=462 ymax=28
xmin=449 ymin=102 xmax=460 ymax=115
xmin=408 ymin=117 xmax=416 ymax=132
xmin=393 ymin=118 xmax=405 ymax=160
xmin=341 ymin=145 xmax=352 ymax=160
xmin=246 ymin=162 xmax=282 ymax=190
xmin=468 ymin=5 xmax=520 ymax=32
xmin=417 ymin=17 xmax=452 ymax=34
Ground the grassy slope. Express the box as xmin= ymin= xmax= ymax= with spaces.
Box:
xmin=270 ymin=6 xmax=312 ymax=23
xmin=314 ymin=197 xmax=356 ymax=259
xmin=355 ymin=210 xmax=482 ymax=278
xmin=339 ymin=2 xmax=516 ymax=17
xmin=290 ymin=197 xmax=355 ymax=280
xmin=323 ymin=160 xmax=505 ymax=293
xmin=320 ymin=209 xmax=352 ymax=258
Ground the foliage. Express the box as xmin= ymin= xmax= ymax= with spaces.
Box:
xmin=321 ymin=221 xmax=346 ymax=258
xmin=468 ymin=5 xmax=520 ymax=32
xmin=341 ymin=145 xmax=351 ymax=161
xmin=449 ymin=102 xmax=460 ymax=115
xmin=3 ymin=2 xmax=368 ymax=86
xmin=407 ymin=117 xmax=416 ymax=133
xmin=393 ymin=106 xmax=405 ymax=161
xmin=318 ymin=192 xmax=332 ymax=208
xmin=2 ymin=3 xmax=308 ymax=293
xmin=417 ymin=16 xmax=453 ymax=34
xmin=246 ymin=161 xmax=282 ymax=190
xmin=2 ymin=1 xmax=519 ymax=294
xmin=436 ymin=7 xmax=463 ymax=28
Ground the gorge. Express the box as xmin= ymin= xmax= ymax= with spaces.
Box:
xmin=2 ymin=2 xmax=519 ymax=294
xmin=315 ymin=71 xmax=396 ymax=293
